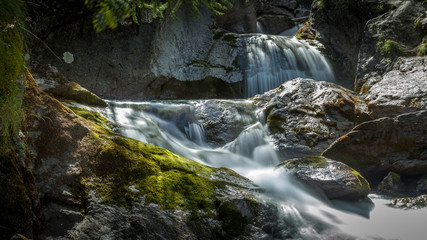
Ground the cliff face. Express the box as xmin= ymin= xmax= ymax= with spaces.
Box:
xmin=28 ymin=0 xmax=313 ymax=100
xmin=298 ymin=0 xmax=426 ymax=91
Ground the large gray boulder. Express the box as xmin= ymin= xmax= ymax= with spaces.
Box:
xmin=276 ymin=156 xmax=370 ymax=200
xmin=323 ymin=110 xmax=427 ymax=185
xmin=254 ymin=78 xmax=370 ymax=159
xmin=364 ymin=56 xmax=427 ymax=119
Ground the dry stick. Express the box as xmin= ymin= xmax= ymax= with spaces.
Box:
xmin=21 ymin=27 xmax=63 ymax=64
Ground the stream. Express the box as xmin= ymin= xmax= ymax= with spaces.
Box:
xmin=85 ymin=34 xmax=427 ymax=239
xmin=95 ymin=99 xmax=427 ymax=240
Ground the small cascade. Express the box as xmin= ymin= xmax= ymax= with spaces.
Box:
xmin=256 ymin=21 xmax=265 ymax=34
xmin=242 ymin=35 xmax=335 ymax=97
xmin=223 ymin=123 xmax=266 ymax=158
xmin=185 ymin=122 xmax=206 ymax=145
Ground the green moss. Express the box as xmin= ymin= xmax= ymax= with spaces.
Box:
xmin=88 ymin=133 xmax=220 ymax=217
xmin=0 ymin=26 xmax=23 ymax=90
xmin=352 ymin=169 xmax=371 ymax=195
xmin=68 ymin=82 xmax=107 ymax=107
xmin=417 ymin=38 xmax=426 ymax=56
xmin=0 ymin=1 xmax=25 ymax=151
xmin=266 ymin=113 xmax=285 ymax=134
xmin=69 ymin=106 xmax=113 ymax=133
xmin=377 ymin=40 xmax=402 ymax=56
xmin=0 ymin=83 xmax=23 ymax=151
xmin=222 ymin=33 xmax=237 ymax=43
xmin=317 ymin=0 xmax=349 ymax=11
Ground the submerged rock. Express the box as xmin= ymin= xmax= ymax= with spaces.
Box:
xmin=276 ymin=156 xmax=370 ymax=200
xmin=323 ymin=110 xmax=427 ymax=185
xmin=194 ymin=100 xmax=258 ymax=146
xmin=254 ymin=78 xmax=370 ymax=159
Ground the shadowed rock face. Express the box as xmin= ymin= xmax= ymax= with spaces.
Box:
xmin=276 ymin=156 xmax=370 ymax=201
xmin=253 ymin=78 xmax=370 ymax=159
xmin=323 ymin=110 xmax=427 ymax=185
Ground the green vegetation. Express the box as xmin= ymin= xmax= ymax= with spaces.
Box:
xmin=266 ymin=112 xmax=285 ymax=134
xmin=87 ymin=134 xmax=218 ymax=217
xmin=376 ymin=39 xmax=402 ymax=56
xmin=317 ymin=0 xmax=349 ymax=11
xmin=85 ymin=0 xmax=233 ymax=32
xmin=417 ymin=37 xmax=426 ymax=56
xmin=70 ymin=106 xmax=224 ymax=217
xmin=0 ymin=0 xmax=25 ymax=151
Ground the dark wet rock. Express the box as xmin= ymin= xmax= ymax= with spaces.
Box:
xmin=254 ymin=78 xmax=370 ymax=159
xmin=323 ymin=110 xmax=427 ymax=185
xmin=31 ymin=64 xmax=106 ymax=107
xmin=215 ymin=0 xmax=258 ymax=33
xmin=0 ymin=150 xmax=40 ymax=240
xmin=298 ymin=0 xmax=425 ymax=90
xmin=364 ymin=56 xmax=427 ymax=119
xmin=276 ymin=156 xmax=370 ymax=200
xmin=257 ymin=15 xmax=295 ymax=35
xmin=356 ymin=1 xmax=426 ymax=90
xmin=194 ymin=100 xmax=258 ymax=146
xmin=377 ymin=172 xmax=403 ymax=196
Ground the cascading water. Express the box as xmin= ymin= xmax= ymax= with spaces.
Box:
xmin=101 ymin=100 xmax=427 ymax=240
xmin=242 ymin=35 xmax=335 ymax=97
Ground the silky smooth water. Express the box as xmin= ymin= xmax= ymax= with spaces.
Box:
xmin=100 ymin=100 xmax=427 ymax=240
xmin=242 ymin=35 xmax=335 ymax=97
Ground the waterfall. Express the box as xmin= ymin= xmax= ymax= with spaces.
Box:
xmin=242 ymin=35 xmax=335 ymax=97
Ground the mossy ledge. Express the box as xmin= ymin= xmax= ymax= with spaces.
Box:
xmin=69 ymin=107 xmax=236 ymax=218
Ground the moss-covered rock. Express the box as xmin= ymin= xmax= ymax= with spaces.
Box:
xmin=31 ymin=64 xmax=106 ymax=107
xmin=0 ymin=24 xmax=23 ymax=91
xmin=276 ymin=156 xmax=370 ymax=201
xmin=22 ymin=73 xmax=267 ymax=239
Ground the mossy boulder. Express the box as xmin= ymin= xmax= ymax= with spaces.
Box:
xmin=31 ymin=64 xmax=106 ymax=107
xmin=22 ymin=73 xmax=268 ymax=239
xmin=276 ymin=156 xmax=370 ymax=201
xmin=0 ymin=24 xmax=23 ymax=91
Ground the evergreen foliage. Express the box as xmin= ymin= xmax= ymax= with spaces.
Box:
xmin=85 ymin=0 xmax=233 ymax=32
